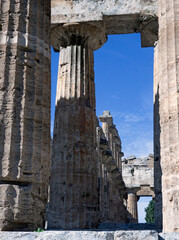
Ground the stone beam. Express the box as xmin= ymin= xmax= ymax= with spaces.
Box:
xmin=51 ymin=0 xmax=158 ymax=47
xmin=122 ymin=155 xmax=154 ymax=190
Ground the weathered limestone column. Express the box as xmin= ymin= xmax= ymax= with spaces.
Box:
xmin=0 ymin=0 xmax=51 ymax=231
xmin=48 ymin=23 xmax=107 ymax=229
xmin=154 ymin=0 xmax=179 ymax=232
xmin=127 ymin=192 xmax=138 ymax=223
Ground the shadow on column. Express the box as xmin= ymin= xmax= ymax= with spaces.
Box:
xmin=154 ymin=86 xmax=163 ymax=231
xmin=47 ymin=96 xmax=99 ymax=230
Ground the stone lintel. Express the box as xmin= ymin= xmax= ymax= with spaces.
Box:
xmin=51 ymin=0 xmax=158 ymax=47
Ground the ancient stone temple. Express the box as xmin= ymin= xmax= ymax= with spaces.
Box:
xmin=0 ymin=0 xmax=51 ymax=230
xmin=0 ymin=0 xmax=179 ymax=237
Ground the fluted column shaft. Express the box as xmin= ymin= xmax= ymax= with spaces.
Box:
xmin=127 ymin=192 xmax=138 ymax=223
xmin=154 ymin=0 xmax=179 ymax=232
xmin=0 ymin=0 xmax=51 ymax=231
xmin=48 ymin=23 xmax=107 ymax=229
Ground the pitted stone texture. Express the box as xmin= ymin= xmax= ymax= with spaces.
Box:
xmin=48 ymin=24 xmax=105 ymax=229
xmin=0 ymin=231 xmax=114 ymax=240
xmin=159 ymin=233 xmax=179 ymax=240
xmin=51 ymin=0 xmax=158 ymax=47
xmin=0 ymin=231 xmax=160 ymax=240
xmin=51 ymin=23 xmax=107 ymax=51
xmin=154 ymin=0 xmax=179 ymax=232
xmin=122 ymin=155 xmax=154 ymax=191
xmin=114 ymin=231 xmax=158 ymax=240
xmin=0 ymin=0 xmax=51 ymax=231
xmin=51 ymin=0 xmax=157 ymax=24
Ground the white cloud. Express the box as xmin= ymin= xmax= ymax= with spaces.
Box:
xmin=124 ymin=112 xmax=152 ymax=123
xmin=110 ymin=110 xmax=153 ymax=158
xmin=123 ymin=137 xmax=153 ymax=158
xmin=102 ymin=49 xmax=129 ymax=60
xmin=110 ymin=94 xmax=120 ymax=101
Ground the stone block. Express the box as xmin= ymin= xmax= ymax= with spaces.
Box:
xmin=114 ymin=231 xmax=158 ymax=240
xmin=159 ymin=233 xmax=179 ymax=240
xmin=0 ymin=231 xmax=114 ymax=240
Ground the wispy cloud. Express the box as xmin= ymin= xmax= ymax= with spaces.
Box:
xmin=110 ymin=94 xmax=120 ymax=101
xmin=123 ymin=137 xmax=153 ymax=158
xmin=124 ymin=112 xmax=152 ymax=123
xmin=110 ymin=109 xmax=153 ymax=158
xmin=102 ymin=49 xmax=130 ymax=60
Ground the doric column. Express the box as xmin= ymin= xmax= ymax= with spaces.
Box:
xmin=99 ymin=111 xmax=113 ymax=142
xmin=48 ymin=23 xmax=107 ymax=229
xmin=0 ymin=0 xmax=51 ymax=231
xmin=127 ymin=192 xmax=138 ymax=223
xmin=154 ymin=0 xmax=179 ymax=232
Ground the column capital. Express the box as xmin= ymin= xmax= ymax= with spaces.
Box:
xmin=51 ymin=23 xmax=107 ymax=51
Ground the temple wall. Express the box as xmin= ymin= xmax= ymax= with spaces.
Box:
xmin=97 ymin=112 xmax=127 ymax=223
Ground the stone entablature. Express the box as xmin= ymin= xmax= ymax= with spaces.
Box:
xmin=51 ymin=0 xmax=158 ymax=47
xmin=122 ymin=155 xmax=154 ymax=193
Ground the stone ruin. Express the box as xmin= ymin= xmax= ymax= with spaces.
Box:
xmin=0 ymin=0 xmax=179 ymax=238
xmin=122 ymin=154 xmax=154 ymax=223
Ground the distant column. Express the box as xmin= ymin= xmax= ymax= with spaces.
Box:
xmin=48 ymin=23 xmax=107 ymax=229
xmin=154 ymin=0 xmax=179 ymax=232
xmin=127 ymin=192 xmax=138 ymax=223
xmin=0 ymin=0 xmax=51 ymax=231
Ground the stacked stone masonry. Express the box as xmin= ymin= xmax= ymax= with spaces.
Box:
xmin=97 ymin=111 xmax=127 ymax=223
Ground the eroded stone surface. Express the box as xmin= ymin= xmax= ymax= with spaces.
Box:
xmin=51 ymin=0 xmax=158 ymax=47
xmin=154 ymin=0 xmax=179 ymax=232
xmin=122 ymin=155 xmax=154 ymax=223
xmin=0 ymin=0 xmax=51 ymax=231
xmin=114 ymin=230 xmax=158 ymax=240
xmin=0 ymin=231 xmax=160 ymax=240
xmin=97 ymin=111 xmax=127 ymax=223
xmin=159 ymin=233 xmax=179 ymax=240
xmin=47 ymin=24 xmax=107 ymax=229
xmin=122 ymin=155 xmax=154 ymax=191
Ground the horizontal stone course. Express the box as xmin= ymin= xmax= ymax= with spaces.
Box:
xmin=1 ymin=230 xmax=179 ymax=239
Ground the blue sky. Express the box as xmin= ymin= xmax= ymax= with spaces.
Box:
xmin=51 ymin=33 xmax=154 ymax=158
